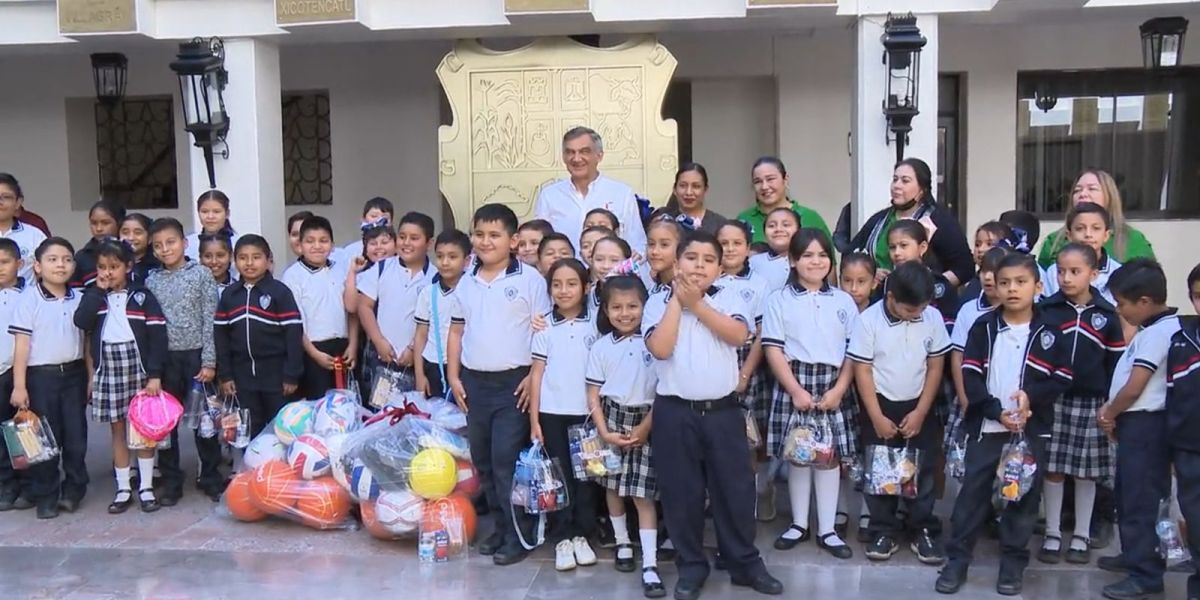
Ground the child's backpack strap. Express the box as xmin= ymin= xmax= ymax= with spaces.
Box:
xmin=430 ymin=285 xmax=450 ymax=400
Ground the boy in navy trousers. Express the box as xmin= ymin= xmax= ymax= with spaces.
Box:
xmin=447 ymin=204 xmax=551 ymax=566
xmin=1097 ymin=259 xmax=1180 ymax=600
xmin=1167 ymin=262 xmax=1200 ymax=600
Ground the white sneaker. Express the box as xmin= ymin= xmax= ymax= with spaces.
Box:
xmin=555 ymin=540 xmax=577 ymax=571
xmin=573 ymin=536 xmax=597 ymax=566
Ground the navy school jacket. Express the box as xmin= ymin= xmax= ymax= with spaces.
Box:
xmin=73 ymin=284 xmax=169 ymax=380
xmin=1037 ymin=289 xmax=1126 ymax=399
xmin=213 ymin=273 xmax=304 ymax=390
xmin=872 ymin=268 xmax=959 ymax=334
xmin=1167 ymin=316 xmax=1200 ymax=452
xmin=960 ymin=309 xmax=1073 ymax=437
xmin=69 ymin=238 xmax=103 ymax=289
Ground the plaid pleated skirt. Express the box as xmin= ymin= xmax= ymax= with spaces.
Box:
xmin=1048 ymin=394 xmax=1112 ymax=479
xmin=601 ymin=397 xmax=657 ymax=499
xmin=767 ymin=361 xmax=857 ymax=461
xmin=737 ymin=344 xmax=773 ymax=433
xmin=91 ymin=340 xmax=146 ymax=423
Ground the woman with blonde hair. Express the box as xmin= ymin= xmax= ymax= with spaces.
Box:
xmin=1036 ymin=169 xmax=1155 ymax=269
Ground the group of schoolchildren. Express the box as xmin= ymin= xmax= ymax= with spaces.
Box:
xmin=0 ymin=161 xmax=1199 ymax=600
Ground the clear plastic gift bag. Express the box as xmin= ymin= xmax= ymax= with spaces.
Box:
xmin=127 ymin=422 xmax=171 ymax=450
xmin=220 ymin=396 xmax=250 ymax=449
xmin=946 ymin=439 xmax=967 ymax=481
xmin=567 ymin=421 xmax=623 ymax=481
xmin=782 ymin=413 xmax=838 ymax=469
xmin=181 ymin=381 xmax=209 ymax=430
xmin=744 ymin=410 xmax=762 ymax=450
xmin=863 ymin=444 xmax=920 ymax=498
xmin=129 ymin=390 xmax=184 ymax=442
xmin=418 ymin=496 xmax=472 ymax=562
xmin=994 ymin=435 xmax=1038 ymax=505
xmin=1158 ymin=497 xmax=1192 ymax=567
xmin=2 ymin=409 xmax=59 ymax=470
xmin=369 ymin=367 xmax=400 ymax=409
xmin=512 ymin=441 xmax=570 ymax=515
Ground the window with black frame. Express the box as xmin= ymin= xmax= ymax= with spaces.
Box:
xmin=94 ymin=96 xmax=179 ymax=209
xmin=1016 ymin=67 xmax=1200 ymax=218
xmin=282 ymin=91 xmax=333 ymax=206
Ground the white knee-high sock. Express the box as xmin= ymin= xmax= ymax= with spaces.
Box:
xmin=611 ymin=513 xmax=631 ymax=545
xmin=786 ymin=465 xmax=812 ymax=535
xmin=115 ymin=467 xmax=131 ymax=491
xmin=814 ymin=467 xmax=844 ymax=545
xmin=639 ymin=529 xmax=658 ymax=569
xmin=1043 ymin=479 xmax=1065 ymax=548
xmin=138 ymin=457 xmax=156 ymax=492
xmin=1073 ymin=479 xmax=1097 ymax=549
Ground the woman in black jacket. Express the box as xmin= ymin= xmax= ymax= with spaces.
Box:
xmin=850 ymin=158 xmax=974 ymax=288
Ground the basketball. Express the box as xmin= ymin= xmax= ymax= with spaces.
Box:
xmin=313 ymin=390 xmax=358 ymax=436
xmin=453 ymin=459 xmax=481 ymax=497
xmin=292 ymin=477 xmax=352 ymax=529
xmin=243 ymin=432 xmax=287 ymax=469
xmin=288 ymin=434 xmax=331 ymax=479
xmin=373 ymin=489 xmax=425 ymax=536
xmin=421 ymin=493 xmax=478 ymax=549
xmin=224 ymin=471 xmax=268 ymax=522
xmin=349 ymin=462 xmax=381 ymax=502
xmin=249 ymin=459 xmax=301 ymax=515
xmin=408 ymin=448 xmax=457 ymax=500
xmin=273 ymin=401 xmax=314 ymax=445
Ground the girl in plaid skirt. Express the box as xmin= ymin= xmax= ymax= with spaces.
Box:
xmin=761 ymin=229 xmax=860 ymax=559
xmin=73 ymin=240 xmax=169 ymax=514
xmin=715 ymin=221 xmax=777 ymax=520
xmin=1036 ymin=243 xmax=1126 ymax=565
xmin=584 ymin=272 xmax=664 ymax=597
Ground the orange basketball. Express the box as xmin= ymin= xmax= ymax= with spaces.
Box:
xmin=292 ymin=477 xmax=353 ymax=530
xmin=360 ymin=501 xmax=395 ymax=540
xmin=421 ymin=492 xmax=477 ymax=549
xmin=249 ymin=459 xmax=301 ymax=515
xmin=225 ymin=471 xmax=268 ymax=522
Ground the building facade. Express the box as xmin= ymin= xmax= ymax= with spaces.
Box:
xmin=0 ymin=0 xmax=1197 ymax=296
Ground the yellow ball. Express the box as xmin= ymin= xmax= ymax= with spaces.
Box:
xmin=409 ymin=448 xmax=457 ymax=500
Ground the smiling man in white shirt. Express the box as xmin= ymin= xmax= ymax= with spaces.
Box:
xmin=534 ymin=127 xmax=647 ymax=257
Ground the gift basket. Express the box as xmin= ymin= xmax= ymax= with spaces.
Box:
xmin=568 ymin=421 xmax=623 ymax=481
xmin=781 ymin=413 xmax=838 ymax=469
xmin=2 ymin=408 xmax=59 ymax=469
xmin=994 ymin=435 xmax=1038 ymax=505
xmin=863 ymin=444 xmax=920 ymax=498
xmin=1157 ymin=497 xmax=1191 ymax=568
xmin=128 ymin=390 xmax=184 ymax=443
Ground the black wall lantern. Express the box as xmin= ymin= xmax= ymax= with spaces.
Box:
xmin=169 ymin=37 xmax=229 ymax=189
xmin=881 ymin=13 xmax=927 ymax=164
xmin=1034 ymin=85 xmax=1058 ymax=113
xmin=1141 ymin=17 xmax=1188 ymax=69
xmin=90 ymin=53 xmax=128 ymax=107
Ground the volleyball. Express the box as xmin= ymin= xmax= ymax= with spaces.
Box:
xmin=408 ymin=448 xmax=457 ymax=500
xmin=273 ymin=402 xmax=314 ymax=445
xmin=373 ymin=489 xmax=425 ymax=536
xmin=348 ymin=462 xmax=381 ymax=502
xmin=243 ymin=432 xmax=287 ymax=469
xmin=288 ymin=434 xmax=331 ymax=480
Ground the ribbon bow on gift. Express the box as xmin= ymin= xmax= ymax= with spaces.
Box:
xmin=364 ymin=401 xmax=430 ymax=427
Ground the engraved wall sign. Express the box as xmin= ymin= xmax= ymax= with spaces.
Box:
xmin=59 ymin=0 xmax=137 ymax=34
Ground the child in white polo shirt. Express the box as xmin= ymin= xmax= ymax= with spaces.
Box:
xmin=536 ymin=233 xmax=575 ymax=276
xmin=530 ymin=258 xmax=600 ymax=572
xmin=847 ymin=261 xmax=950 ymax=565
xmin=0 ymin=239 xmax=28 ymax=511
xmin=282 ymin=216 xmax=357 ymax=399
xmin=446 ymin=203 xmax=552 ymax=566
xmin=8 ymin=237 xmax=86 ymax=520
xmin=413 ymin=229 xmax=471 ymax=399
xmin=748 ymin=207 xmax=799 ymax=293
xmin=644 ymin=230 xmax=782 ymax=600
xmin=0 ymin=174 xmax=46 ymax=283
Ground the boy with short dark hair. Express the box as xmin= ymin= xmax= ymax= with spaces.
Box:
xmin=517 ymin=219 xmax=554 ymax=266
xmin=145 ymin=217 xmax=224 ymax=504
xmin=848 ymin=261 xmax=951 ymax=565
xmin=1167 ymin=262 xmax=1200 ymax=600
xmin=0 ymin=238 xmax=28 ymax=510
xmin=937 ymin=253 xmax=1072 ymax=596
xmin=447 ymin=204 xmax=552 ymax=566
xmin=282 ymin=216 xmax=357 ymax=399
xmin=413 ymin=229 xmax=470 ymax=400
xmin=1097 ymin=258 xmax=1179 ymax=600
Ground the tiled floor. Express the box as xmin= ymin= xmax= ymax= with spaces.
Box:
xmin=0 ymin=422 xmax=1189 ymax=599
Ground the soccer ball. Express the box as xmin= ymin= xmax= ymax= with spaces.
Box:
xmin=313 ymin=391 xmax=358 ymax=436
xmin=288 ymin=434 xmax=331 ymax=480
xmin=243 ymin=432 xmax=287 ymax=470
xmin=372 ymin=490 xmax=425 ymax=536
xmin=273 ymin=402 xmax=314 ymax=445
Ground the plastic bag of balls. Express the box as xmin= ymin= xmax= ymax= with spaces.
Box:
xmin=221 ymin=460 xmax=356 ymax=530
xmin=511 ymin=441 xmax=570 ymax=515
xmin=993 ymin=435 xmax=1038 ymax=505
xmin=863 ymin=444 xmax=920 ymax=498
xmin=567 ymin=422 xmax=623 ymax=481
xmin=781 ymin=414 xmax=838 ymax=469
xmin=387 ymin=392 xmax=468 ymax=432
xmin=1157 ymin=497 xmax=1192 ymax=568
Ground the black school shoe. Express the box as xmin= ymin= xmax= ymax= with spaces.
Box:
xmin=996 ymin=566 xmax=1023 ymax=596
xmin=730 ymin=570 xmax=783 ymax=596
xmin=1101 ymin=577 xmax=1165 ymax=600
xmin=57 ymin=497 xmax=80 ymax=513
xmin=478 ymin=531 xmax=504 ymax=556
xmin=673 ymin=579 xmax=703 ymax=600
xmin=108 ymin=490 xmax=134 ymax=514
xmin=615 ymin=544 xmax=636 ymax=572
xmin=36 ymin=498 xmax=59 ymax=520
xmin=934 ymin=562 xmax=968 ymax=594
xmin=641 ymin=567 xmax=666 ymax=599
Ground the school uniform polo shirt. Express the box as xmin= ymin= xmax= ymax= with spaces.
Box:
xmin=0 ymin=280 xmax=26 ymax=374
xmin=1043 ymin=251 xmax=1120 ymax=305
xmin=748 ymin=251 xmax=790 ymax=293
xmin=534 ymin=174 xmax=648 ymax=257
xmin=357 ymin=256 xmax=435 ymax=354
xmin=99 ymin=290 xmax=136 ymax=344
xmin=413 ymin=275 xmax=457 ymax=366
xmin=950 ymin=295 xmax=995 ymax=351
xmin=282 ymin=258 xmax=350 ymax=342
xmin=643 ymin=284 xmax=751 ymax=400
xmin=846 ymin=302 xmax=951 ymax=402
xmin=761 ymin=283 xmax=858 ymax=367
xmin=8 ymin=283 xmax=83 ymax=367
xmin=586 ymin=333 xmax=657 ymax=408
xmin=1111 ymin=309 xmax=1180 ymax=413
xmin=532 ymin=307 xmax=599 ymax=416
xmin=718 ymin=264 xmax=772 ymax=325
xmin=450 ymin=258 xmax=551 ymax=372
xmin=0 ymin=221 xmax=46 ymax=282
xmin=982 ymin=321 xmax=1030 ymax=433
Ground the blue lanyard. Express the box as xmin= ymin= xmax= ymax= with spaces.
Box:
xmin=430 ymin=285 xmax=449 ymax=397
